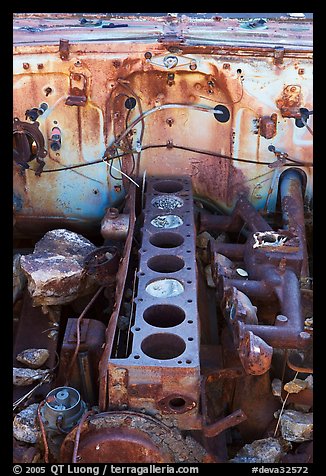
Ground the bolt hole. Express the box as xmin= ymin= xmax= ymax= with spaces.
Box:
xmin=93 ymin=190 xmax=98 ymax=195
xmin=187 ymin=267 xmax=191 ymax=270
xmin=186 ymin=250 xmax=191 ymax=253
xmin=140 ymin=272 xmax=145 ymax=276
xmin=186 ymin=360 xmax=192 ymax=364
xmin=188 ymin=337 xmax=194 ymax=341
xmin=188 ymin=320 xmax=193 ymax=324
xmin=237 ymin=68 xmax=242 ymax=74
xmin=187 ymin=281 xmax=192 ymax=284
xmin=135 ymin=327 xmax=140 ymax=331
xmin=134 ymin=355 xmax=140 ymax=360
xmin=169 ymin=397 xmax=186 ymax=410
xmin=177 ymin=360 xmax=182 ymax=364
xmin=187 ymin=299 xmax=193 ymax=303
xmin=138 ymin=298 xmax=143 ymax=302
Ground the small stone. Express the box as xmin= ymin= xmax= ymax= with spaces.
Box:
xmin=215 ymin=232 xmax=228 ymax=243
xmin=13 ymin=368 xmax=50 ymax=386
xmin=16 ymin=349 xmax=49 ymax=369
xmin=196 ymin=232 xmax=214 ymax=249
xmin=284 ymin=378 xmax=308 ymax=394
xmin=278 ymin=410 xmax=313 ymax=442
xmin=13 ymin=403 xmax=41 ymax=444
xmin=304 ymin=317 xmax=313 ymax=328
xmin=272 ymin=378 xmax=282 ymax=397
xmin=305 ymin=375 xmax=313 ymax=390
xmin=230 ymin=437 xmax=284 ymax=463
xmin=204 ymin=265 xmax=215 ymax=288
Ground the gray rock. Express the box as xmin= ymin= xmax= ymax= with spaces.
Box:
xmin=13 ymin=254 xmax=26 ymax=303
xmin=16 ymin=349 xmax=49 ymax=369
xmin=20 ymin=229 xmax=98 ymax=306
xmin=13 ymin=367 xmax=49 ymax=386
xmin=13 ymin=403 xmax=41 ymax=444
xmin=230 ymin=437 xmax=284 ymax=463
xmin=305 ymin=375 xmax=313 ymax=390
xmin=278 ymin=410 xmax=313 ymax=442
xmin=272 ymin=378 xmax=283 ymax=398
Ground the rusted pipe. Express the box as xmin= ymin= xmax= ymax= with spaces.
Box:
xmin=242 ymin=324 xmax=311 ymax=349
xmin=209 ymin=241 xmax=246 ymax=260
xmin=199 ymin=196 xmax=272 ymax=234
xmin=279 ymin=168 xmax=309 ymax=278
xmin=222 ymin=277 xmax=275 ymax=300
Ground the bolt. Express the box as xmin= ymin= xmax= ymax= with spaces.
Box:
xmin=298 ymin=68 xmax=305 ymax=75
xmin=23 ymin=63 xmax=30 ymax=69
xmin=290 ymin=86 xmax=297 ymax=92
xmin=72 ymin=73 xmax=81 ymax=81
xmin=37 ymin=63 xmax=44 ymax=69
xmin=223 ymin=63 xmax=230 ymax=69
xmin=190 ymin=61 xmax=197 ymax=70
xmin=144 ymin=51 xmax=152 ymax=60
xmin=106 ymin=207 xmax=119 ymax=219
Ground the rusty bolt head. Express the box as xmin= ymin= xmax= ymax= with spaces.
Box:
xmin=37 ymin=64 xmax=44 ymax=70
xmin=144 ymin=52 xmax=152 ymax=60
xmin=298 ymin=68 xmax=305 ymax=75
xmin=23 ymin=63 xmax=30 ymax=70
xmin=106 ymin=207 xmax=119 ymax=219
xmin=190 ymin=62 xmax=197 ymax=71
xmin=290 ymin=86 xmax=297 ymax=92
xmin=72 ymin=73 xmax=82 ymax=81
xmin=166 ymin=118 xmax=174 ymax=127
xmin=223 ymin=63 xmax=230 ymax=69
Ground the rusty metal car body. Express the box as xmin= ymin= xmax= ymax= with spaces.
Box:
xmin=13 ymin=13 xmax=313 ymax=464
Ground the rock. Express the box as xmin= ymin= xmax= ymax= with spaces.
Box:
xmin=305 ymin=375 xmax=313 ymax=390
xmin=284 ymin=378 xmax=308 ymax=394
xmin=278 ymin=410 xmax=313 ymax=442
xmin=13 ymin=367 xmax=50 ymax=386
xmin=215 ymin=232 xmax=228 ymax=243
xmin=204 ymin=265 xmax=215 ymax=288
xmin=13 ymin=254 xmax=27 ymax=303
xmin=13 ymin=403 xmax=41 ymax=444
xmin=272 ymin=378 xmax=283 ymax=398
xmin=16 ymin=349 xmax=49 ymax=369
xmin=230 ymin=437 xmax=284 ymax=463
xmin=196 ymin=231 xmax=214 ymax=249
xmin=20 ymin=229 xmax=98 ymax=306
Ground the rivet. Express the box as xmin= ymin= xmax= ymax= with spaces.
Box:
xmin=23 ymin=63 xmax=30 ymax=69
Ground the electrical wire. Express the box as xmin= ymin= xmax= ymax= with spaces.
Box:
xmin=103 ymin=103 xmax=224 ymax=156
xmin=72 ymin=410 xmax=96 ymax=463
xmin=41 ymin=143 xmax=313 ymax=174
xmin=37 ymin=400 xmax=49 ymax=463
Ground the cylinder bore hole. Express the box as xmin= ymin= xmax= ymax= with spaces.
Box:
xmin=147 ymin=255 xmax=185 ymax=273
xmin=150 ymin=232 xmax=184 ymax=248
xmin=169 ymin=397 xmax=186 ymax=410
xmin=143 ymin=304 xmax=185 ymax=328
xmin=141 ymin=334 xmax=186 ymax=360
xmin=153 ymin=180 xmax=183 ymax=193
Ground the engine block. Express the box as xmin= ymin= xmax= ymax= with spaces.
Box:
xmin=108 ymin=177 xmax=201 ymax=429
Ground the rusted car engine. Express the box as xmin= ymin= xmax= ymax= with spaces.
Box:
xmin=13 ymin=13 xmax=313 ymax=464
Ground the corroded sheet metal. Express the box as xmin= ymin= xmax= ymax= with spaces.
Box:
xmin=13 ymin=14 xmax=312 ymax=236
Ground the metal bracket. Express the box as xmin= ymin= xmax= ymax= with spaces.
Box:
xmin=59 ymin=39 xmax=70 ymax=61
xmin=274 ymin=46 xmax=285 ymax=65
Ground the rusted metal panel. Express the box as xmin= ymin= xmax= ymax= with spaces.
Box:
xmin=13 ymin=13 xmax=312 ymax=235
